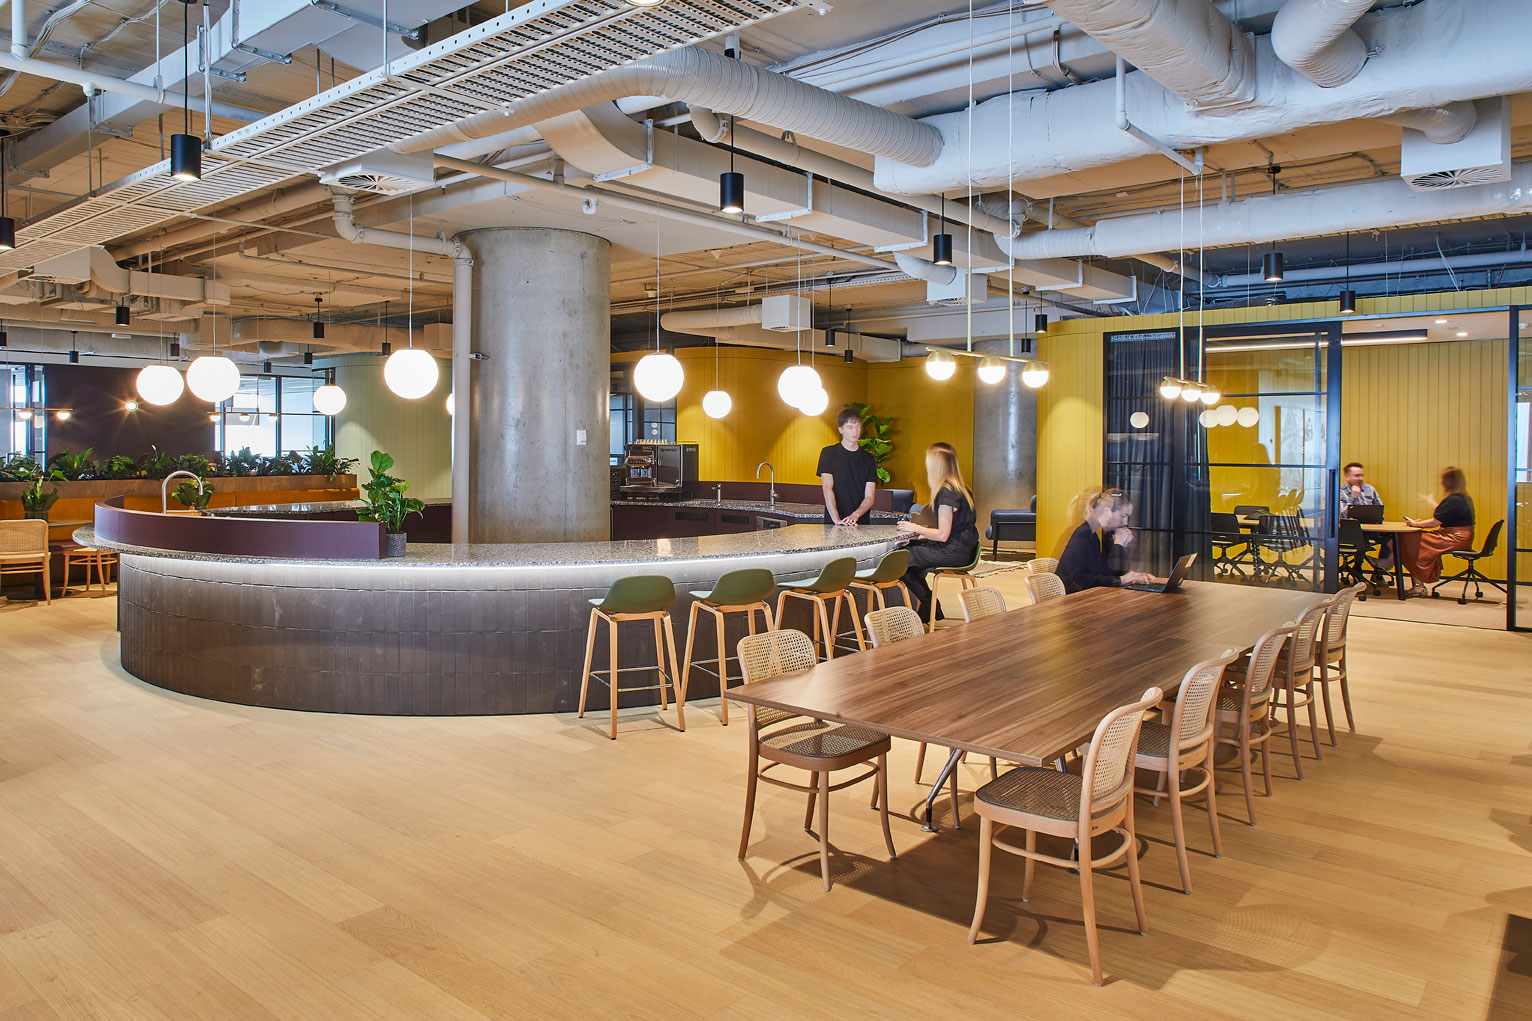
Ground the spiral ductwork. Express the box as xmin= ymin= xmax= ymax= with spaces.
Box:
xmin=1271 ymin=0 xmax=1376 ymax=88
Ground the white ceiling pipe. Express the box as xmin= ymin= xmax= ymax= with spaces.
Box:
xmin=1270 ymin=0 xmax=1375 ymax=88
xmin=993 ymin=162 xmax=1532 ymax=262
xmin=1038 ymin=0 xmax=1256 ymax=109
xmin=9 ymin=0 xmax=23 ymax=59
xmin=1212 ymin=245 xmax=1532 ymax=288
xmin=391 ymin=47 xmax=943 ymax=168
xmin=892 ymin=251 xmax=957 ymax=286
xmin=1379 ymin=102 xmax=1477 ymax=144
xmin=876 ymin=0 xmax=1532 ymax=194
xmin=660 ymin=305 xmax=763 ymax=332
xmin=330 ymin=191 xmax=463 ymax=260
xmin=0 ymin=49 xmax=207 ymax=108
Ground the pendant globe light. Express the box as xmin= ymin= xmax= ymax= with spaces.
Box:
xmin=1021 ymin=360 xmax=1050 ymax=388
xmin=797 ymin=385 xmax=829 ymax=416
xmin=187 ymin=352 xmax=239 ymax=402
xmin=702 ymin=331 xmax=731 ymax=417
xmin=1159 ymin=376 xmax=1182 ymax=399
xmin=312 ymin=368 xmax=347 ymax=416
xmin=924 ymin=348 xmax=956 ymax=380
xmin=1198 ymin=385 xmax=1220 ymax=405
xmin=976 ymin=355 xmax=1006 ymax=384
xmin=776 ymin=363 xmax=819 ymax=407
xmin=136 ymin=363 xmax=184 ymax=405
xmin=170 ymin=1 xmax=202 ymax=182
xmin=445 ymin=391 xmax=455 ymax=416
xmin=384 ymin=198 xmax=440 ymax=399
xmin=634 ymin=219 xmax=684 ymax=402
xmin=1179 ymin=381 xmax=1203 ymax=403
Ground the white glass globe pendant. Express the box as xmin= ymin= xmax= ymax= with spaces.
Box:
xmin=634 ymin=352 xmax=684 ymax=402
xmin=445 ymin=391 xmax=455 ymax=416
xmin=1179 ymin=382 xmax=1202 ymax=402
xmin=1158 ymin=376 xmax=1182 ymax=399
xmin=797 ymin=386 xmax=830 ymax=416
xmin=925 ymin=349 xmax=956 ymax=380
xmin=1215 ymin=403 xmax=1238 ymax=427
xmin=135 ymin=363 xmax=184 ymax=405
xmin=186 ymin=355 xmax=241 ymax=403
xmin=1198 ymin=409 xmax=1218 ymax=428
xmin=1199 ymin=386 xmax=1220 ymax=405
xmin=384 ymin=347 xmax=439 ymax=399
xmin=1236 ymin=406 xmax=1260 ymax=428
xmin=976 ymin=356 xmax=1006 ymax=384
xmin=777 ymin=364 xmax=820 ymax=408
xmin=1021 ymin=359 xmax=1050 ymax=388
xmin=1128 ymin=410 xmax=1149 ymax=429
xmin=312 ymin=383 xmax=347 ymax=416
xmin=702 ymin=389 xmax=732 ymax=418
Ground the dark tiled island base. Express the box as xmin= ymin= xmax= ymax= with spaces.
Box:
xmin=109 ymin=526 xmax=899 ymax=715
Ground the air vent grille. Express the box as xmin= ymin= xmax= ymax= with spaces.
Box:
xmin=1403 ymin=167 xmax=1509 ymax=191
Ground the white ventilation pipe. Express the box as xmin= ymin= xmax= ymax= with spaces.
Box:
xmin=992 ymin=162 xmax=1532 ymax=262
xmin=1038 ymin=0 xmax=1255 ymax=109
xmin=1270 ymin=0 xmax=1374 ymax=88
xmin=1380 ymin=102 xmax=1477 ymax=144
xmin=391 ymin=47 xmax=942 ymax=168
xmin=876 ymin=0 xmax=1532 ymax=194
xmin=892 ymin=252 xmax=957 ymax=286
xmin=660 ymin=305 xmax=763 ymax=332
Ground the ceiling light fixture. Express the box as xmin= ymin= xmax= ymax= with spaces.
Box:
xmin=1159 ymin=376 xmax=1182 ymax=399
xmin=384 ymin=199 xmax=440 ymax=399
xmin=1338 ymin=231 xmax=1356 ymax=314
xmin=719 ymin=114 xmax=744 ymax=214
xmin=1021 ymin=360 xmax=1049 ymax=388
xmin=55 ymin=409 xmax=72 ymax=421
xmin=313 ymin=369 xmax=347 ymax=416
xmin=313 ymin=295 xmax=325 ymax=340
xmin=136 ymin=364 xmax=184 ymax=405
xmin=169 ymin=1 xmax=202 ymax=181
xmin=977 ymin=355 xmax=1006 ymax=384
xmin=1262 ymin=165 xmax=1284 ymax=282
xmin=115 ymin=304 xmax=131 ymax=327
xmin=932 ymin=193 xmax=953 ymax=266
xmin=635 ymin=218 xmax=684 ymax=402
xmin=124 ymin=399 xmax=139 ymax=412
xmin=924 ymin=348 xmax=956 ymax=380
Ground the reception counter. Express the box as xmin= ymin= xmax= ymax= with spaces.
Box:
xmin=88 ymin=514 xmax=901 ymax=717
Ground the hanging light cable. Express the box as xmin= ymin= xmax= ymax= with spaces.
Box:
xmin=0 ymin=131 xmax=14 ymax=250
xmin=170 ymin=1 xmax=202 ymax=181
xmin=931 ymin=192 xmax=953 ymax=267
xmin=702 ymin=279 xmax=731 ymax=418
xmin=186 ymin=232 xmax=238 ymax=402
xmin=1262 ymin=164 xmax=1285 ymax=282
xmin=719 ymin=114 xmax=744 ymax=214
xmin=1338 ymin=231 xmax=1357 ymax=314
xmin=634 ymin=216 xmax=683 ymax=402
xmin=385 ymin=193 xmax=440 ymax=398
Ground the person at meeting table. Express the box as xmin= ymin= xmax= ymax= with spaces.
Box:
xmin=1056 ymin=489 xmax=1157 ymax=594
xmin=1399 ymin=465 xmax=1475 ymax=596
xmin=1339 ymin=461 xmax=1383 ymax=509
xmin=817 ymin=407 xmax=877 ymax=526
xmin=895 ymin=443 xmax=979 ymax=622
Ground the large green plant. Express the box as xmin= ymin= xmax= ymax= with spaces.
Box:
xmin=356 ymin=450 xmax=424 ymax=535
xmin=20 ymin=469 xmax=63 ymax=518
xmin=302 ymin=445 xmax=357 ymax=481
xmin=49 ymin=447 xmax=98 ymax=481
xmin=844 ymin=401 xmax=896 ymax=484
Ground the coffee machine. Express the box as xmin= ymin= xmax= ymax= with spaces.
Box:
xmin=620 ymin=441 xmax=699 ymax=498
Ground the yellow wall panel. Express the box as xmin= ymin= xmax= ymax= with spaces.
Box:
xmin=865 ymin=360 xmax=975 ymax=503
xmin=1036 ymin=327 xmax=1104 ymax=559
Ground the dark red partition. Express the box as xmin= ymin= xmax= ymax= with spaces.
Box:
xmin=95 ymin=497 xmax=385 ymax=560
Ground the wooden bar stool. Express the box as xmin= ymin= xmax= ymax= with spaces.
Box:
xmin=61 ymin=546 xmax=116 ymax=596
xmin=679 ymin=567 xmax=777 ymax=726
xmin=848 ymin=548 xmax=911 ymax=613
xmin=775 ymin=556 xmax=864 ymax=662
xmin=926 ymin=545 xmax=981 ymax=630
xmin=0 ymin=519 xmax=50 ymax=604
xmin=577 ymin=574 xmax=683 ymax=740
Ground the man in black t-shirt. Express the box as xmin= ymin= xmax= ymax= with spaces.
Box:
xmin=816 ymin=408 xmax=878 ymax=526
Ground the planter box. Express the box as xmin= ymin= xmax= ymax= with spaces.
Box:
xmin=0 ymin=474 xmax=358 ymax=522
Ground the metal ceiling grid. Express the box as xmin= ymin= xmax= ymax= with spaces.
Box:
xmin=0 ymin=0 xmax=806 ymax=275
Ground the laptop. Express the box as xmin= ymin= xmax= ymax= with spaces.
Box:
xmin=1344 ymin=504 xmax=1385 ymax=524
xmin=1123 ymin=553 xmax=1197 ymax=593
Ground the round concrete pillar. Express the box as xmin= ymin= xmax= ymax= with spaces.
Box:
xmin=460 ymin=228 xmax=610 ymax=543
xmin=972 ymin=337 xmax=1038 ymax=528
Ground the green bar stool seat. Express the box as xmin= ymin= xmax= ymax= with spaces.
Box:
xmin=926 ymin=544 xmax=982 ymax=631
xmin=849 ymin=548 xmax=912 ymax=614
xmin=775 ymin=556 xmax=865 ymax=662
xmin=577 ymin=574 xmax=683 ymax=740
xmin=680 ymin=567 xmax=777 ymax=725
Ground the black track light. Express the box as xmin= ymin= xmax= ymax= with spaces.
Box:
xmin=1262 ymin=251 xmax=1284 ymax=283
xmin=931 ymin=232 xmax=953 ymax=267
xmin=1338 ymin=288 xmax=1357 ymax=315
xmin=1034 ymin=312 xmax=1048 ymax=334
xmin=719 ymin=171 xmax=744 ymax=215
xmin=115 ymin=304 xmax=130 ymax=326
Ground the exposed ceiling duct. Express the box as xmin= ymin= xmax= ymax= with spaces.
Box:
xmin=390 ymin=46 xmax=944 ymax=167
xmin=1269 ymin=0 xmax=1375 ymax=88
xmin=1386 ymin=101 xmax=1479 ymax=147
xmin=874 ymin=0 xmax=1532 ymax=194
xmin=30 ymin=245 xmax=230 ymax=306
xmin=992 ymin=161 xmax=1532 ymax=262
xmin=1037 ymin=0 xmax=1256 ymax=110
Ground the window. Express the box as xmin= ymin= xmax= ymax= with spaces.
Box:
xmin=5 ymin=365 xmax=29 ymax=456
xmin=213 ymin=374 xmax=333 ymax=456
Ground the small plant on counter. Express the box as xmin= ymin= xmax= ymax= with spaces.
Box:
xmin=171 ymin=480 xmax=215 ymax=512
xmin=20 ymin=469 xmax=63 ymax=519
xmin=356 ymin=450 xmax=424 ymax=535
xmin=844 ymin=402 xmax=896 ymax=484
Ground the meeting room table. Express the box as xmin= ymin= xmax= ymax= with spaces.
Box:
xmin=1233 ymin=516 xmax=1422 ymax=599
xmin=727 ymin=581 xmax=1327 ymax=832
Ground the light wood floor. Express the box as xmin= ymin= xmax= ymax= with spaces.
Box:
xmin=1 ymin=581 xmax=1530 ymax=1018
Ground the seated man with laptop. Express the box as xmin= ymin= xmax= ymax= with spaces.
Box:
xmin=1339 ymin=460 xmax=1393 ymax=570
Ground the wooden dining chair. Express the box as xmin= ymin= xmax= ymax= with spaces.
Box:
xmin=0 ymin=519 xmax=50 ymax=604
xmin=1315 ymin=583 xmax=1366 ymax=743
xmin=736 ymin=629 xmax=895 ymax=892
xmin=61 ymin=545 xmax=116 ymax=596
xmin=1266 ymin=597 xmax=1334 ymax=778
xmin=1025 ymin=571 xmax=1066 ymax=604
xmin=1214 ymin=622 xmax=1293 ymax=825
xmin=959 ymin=586 xmax=1006 ymax=622
xmin=1027 ymin=557 xmax=1059 ymax=576
xmin=1133 ymin=650 xmax=1237 ymax=894
xmin=967 ymin=686 xmax=1163 ymax=986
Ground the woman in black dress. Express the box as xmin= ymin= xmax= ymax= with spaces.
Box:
xmin=1056 ymin=489 xmax=1157 ymax=594
xmin=896 ymin=443 xmax=979 ymax=622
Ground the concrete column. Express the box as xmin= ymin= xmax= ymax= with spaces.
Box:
xmin=971 ymin=337 xmax=1038 ymax=526
xmin=459 ymin=228 xmax=610 ymax=543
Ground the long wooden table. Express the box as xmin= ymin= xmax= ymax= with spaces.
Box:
xmin=728 ymin=581 xmax=1326 ymax=830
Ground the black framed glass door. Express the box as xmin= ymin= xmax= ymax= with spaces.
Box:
xmin=1511 ymin=305 xmax=1530 ymax=631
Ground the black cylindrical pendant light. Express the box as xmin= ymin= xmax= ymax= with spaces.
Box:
xmin=1034 ymin=312 xmax=1048 ymax=334
xmin=69 ymin=350 xmax=79 ymax=364
xmin=262 ymin=360 xmax=273 ymax=374
xmin=1262 ymin=251 xmax=1284 ymax=283
xmin=115 ymin=304 xmax=130 ymax=326
xmin=303 ymin=351 xmax=314 ymax=365
xmin=169 ymin=341 xmax=181 ymax=358
xmin=1338 ymin=288 xmax=1357 ymax=315
xmin=170 ymin=3 xmax=202 ymax=181
xmin=313 ymin=295 xmax=324 ymax=340
xmin=932 ymin=192 xmax=953 ymax=266
xmin=843 ymin=347 xmax=854 ymax=363
xmin=0 ymin=217 xmax=13 ymax=252
xmin=380 ymin=341 xmax=392 ymax=356
xmin=719 ymin=171 xmax=744 ymax=215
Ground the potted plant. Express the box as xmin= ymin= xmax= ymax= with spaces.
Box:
xmin=171 ymin=480 xmax=215 ymax=513
xmin=356 ymin=450 xmax=423 ymax=557
xmin=20 ymin=469 xmax=62 ymax=520
xmin=844 ymin=401 xmax=896 ymax=484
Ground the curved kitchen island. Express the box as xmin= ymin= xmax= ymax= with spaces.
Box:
xmin=85 ymin=501 xmax=900 ymax=716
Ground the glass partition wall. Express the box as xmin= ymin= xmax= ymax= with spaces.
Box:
xmin=1512 ymin=305 xmax=1530 ymax=631
xmin=1105 ymin=323 xmax=1340 ymax=592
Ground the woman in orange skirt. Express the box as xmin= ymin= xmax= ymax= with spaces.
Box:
xmin=1399 ymin=466 xmax=1475 ymax=596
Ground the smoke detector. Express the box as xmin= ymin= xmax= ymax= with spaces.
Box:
xmin=319 ymin=151 xmax=436 ymax=194
xmin=1401 ymin=97 xmax=1511 ymax=192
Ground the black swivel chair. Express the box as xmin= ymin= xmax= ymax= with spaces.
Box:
xmin=1209 ymin=512 xmax=1251 ymax=578
xmin=1430 ymin=519 xmax=1506 ymax=605
xmin=1336 ymin=518 xmax=1380 ymax=598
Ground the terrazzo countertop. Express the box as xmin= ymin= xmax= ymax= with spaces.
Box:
xmin=208 ymin=498 xmax=450 ymax=518
xmin=78 ymin=523 xmax=904 ymax=569
xmin=611 ymin=497 xmax=903 ymax=522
